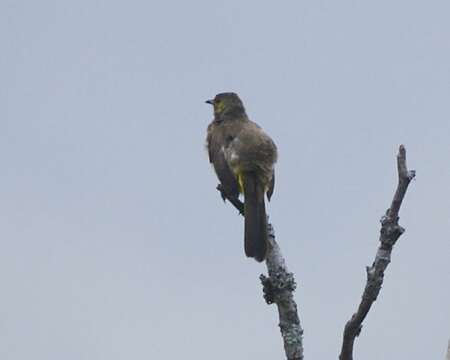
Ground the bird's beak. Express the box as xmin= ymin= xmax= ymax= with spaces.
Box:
xmin=205 ymin=99 xmax=214 ymax=105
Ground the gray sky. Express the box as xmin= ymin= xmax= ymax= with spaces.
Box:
xmin=1 ymin=1 xmax=449 ymax=359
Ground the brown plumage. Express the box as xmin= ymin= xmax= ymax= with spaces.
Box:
xmin=206 ymin=93 xmax=277 ymax=262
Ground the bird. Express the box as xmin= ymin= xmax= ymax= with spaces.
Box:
xmin=206 ymin=92 xmax=277 ymax=262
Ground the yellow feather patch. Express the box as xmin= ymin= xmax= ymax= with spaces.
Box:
xmin=237 ymin=172 xmax=245 ymax=194
xmin=216 ymin=102 xmax=225 ymax=114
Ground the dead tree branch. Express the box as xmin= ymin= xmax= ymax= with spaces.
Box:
xmin=339 ymin=145 xmax=416 ymax=360
xmin=217 ymin=187 xmax=304 ymax=360
xmin=261 ymin=224 xmax=304 ymax=360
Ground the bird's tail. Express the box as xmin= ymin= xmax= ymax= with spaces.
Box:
xmin=243 ymin=172 xmax=268 ymax=262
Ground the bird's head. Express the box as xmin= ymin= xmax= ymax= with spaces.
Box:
xmin=206 ymin=92 xmax=246 ymax=119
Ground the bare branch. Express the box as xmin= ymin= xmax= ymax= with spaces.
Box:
xmin=261 ymin=223 xmax=304 ymax=360
xmin=446 ymin=338 xmax=450 ymax=360
xmin=216 ymin=187 xmax=303 ymax=360
xmin=339 ymin=145 xmax=416 ymax=360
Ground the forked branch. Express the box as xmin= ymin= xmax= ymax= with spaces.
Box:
xmin=339 ymin=145 xmax=416 ymax=360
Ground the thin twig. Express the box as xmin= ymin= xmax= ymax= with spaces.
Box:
xmin=216 ymin=184 xmax=244 ymax=215
xmin=216 ymin=187 xmax=304 ymax=360
xmin=339 ymin=145 xmax=416 ymax=360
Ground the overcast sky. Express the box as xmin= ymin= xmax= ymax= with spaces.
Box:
xmin=1 ymin=1 xmax=449 ymax=359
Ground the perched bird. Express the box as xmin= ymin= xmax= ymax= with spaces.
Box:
xmin=206 ymin=92 xmax=277 ymax=262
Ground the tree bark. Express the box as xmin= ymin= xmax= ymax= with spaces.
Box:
xmin=260 ymin=223 xmax=304 ymax=360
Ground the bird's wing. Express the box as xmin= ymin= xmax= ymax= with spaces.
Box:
xmin=207 ymin=122 xmax=240 ymax=198
xmin=267 ymin=171 xmax=275 ymax=201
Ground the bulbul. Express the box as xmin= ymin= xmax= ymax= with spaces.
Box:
xmin=206 ymin=92 xmax=277 ymax=262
